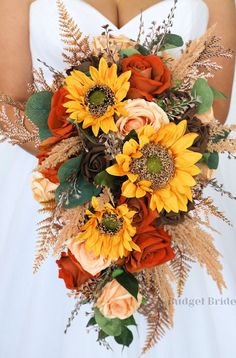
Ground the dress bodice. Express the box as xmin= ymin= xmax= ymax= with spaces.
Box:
xmin=30 ymin=0 xmax=209 ymax=81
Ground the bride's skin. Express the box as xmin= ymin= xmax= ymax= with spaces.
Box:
xmin=0 ymin=0 xmax=235 ymax=155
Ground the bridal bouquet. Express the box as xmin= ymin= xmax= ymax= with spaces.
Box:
xmin=1 ymin=0 xmax=235 ymax=354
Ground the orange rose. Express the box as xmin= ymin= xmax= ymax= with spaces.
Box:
xmin=56 ymin=251 xmax=93 ymax=290
xmin=125 ymin=225 xmax=175 ymax=272
xmin=48 ymin=87 xmax=75 ymax=140
xmin=119 ymin=195 xmax=158 ymax=228
xmin=37 ymin=149 xmax=61 ymax=184
xmin=96 ymin=279 xmax=142 ymax=319
xmin=121 ymin=54 xmax=171 ymax=100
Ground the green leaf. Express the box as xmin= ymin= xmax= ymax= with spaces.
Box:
xmin=136 ymin=44 xmax=150 ymax=56
xmin=25 ymin=91 xmax=53 ymax=140
xmin=76 ymin=123 xmax=97 ymax=144
xmin=94 ymin=171 xmax=116 ymax=189
xmin=119 ymin=48 xmax=140 ymax=58
xmin=58 ymin=156 xmax=82 ymax=183
xmin=203 ymin=151 xmax=219 ymax=169
xmin=55 ymin=174 xmax=101 ymax=209
xmin=98 ymin=330 xmax=109 ymax=340
xmin=112 ymin=268 xmax=124 ymax=278
xmin=115 ymin=271 xmax=139 ymax=300
xmin=121 ymin=315 xmax=137 ymax=327
xmin=94 ymin=308 xmax=122 ymax=337
xmin=211 ymin=86 xmax=227 ymax=100
xmin=159 ymin=34 xmax=184 ymax=51
xmin=192 ymin=78 xmax=214 ymax=114
xmin=114 ymin=326 xmax=133 ymax=347
xmin=86 ymin=316 xmax=96 ymax=327
xmin=123 ymin=129 xmax=139 ymax=144
xmin=38 ymin=127 xmax=53 ymax=141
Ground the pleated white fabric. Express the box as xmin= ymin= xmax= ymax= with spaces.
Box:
xmin=0 ymin=1 xmax=235 ymax=357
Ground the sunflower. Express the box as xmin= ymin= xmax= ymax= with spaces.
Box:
xmin=106 ymin=121 xmax=202 ymax=213
xmin=64 ymin=57 xmax=131 ymax=136
xmin=74 ymin=197 xmax=140 ymax=259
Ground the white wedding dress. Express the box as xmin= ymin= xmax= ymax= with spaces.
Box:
xmin=0 ymin=1 xmax=235 ymax=357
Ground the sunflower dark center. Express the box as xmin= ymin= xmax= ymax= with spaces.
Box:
xmin=85 ymin=84 xmax=115 ymax=118
xmin=99 ymin=213 xmax=123 ymax=235
xmin=130 ymin=143 xmax=175 ymax=190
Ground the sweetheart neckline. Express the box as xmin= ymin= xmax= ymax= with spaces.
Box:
xmin=80 ymin=0 xmax=167 ymax=30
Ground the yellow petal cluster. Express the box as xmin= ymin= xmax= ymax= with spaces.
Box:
xmin=107 ymin=121 xmax=202 ymax=213
xmin=64 ymin=57 xmax=131 ymax=136
xmin=74 ymin=197 xmax=140 ymax=260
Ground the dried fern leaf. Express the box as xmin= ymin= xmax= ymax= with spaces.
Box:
xmin=170 ymin=245 xmax=194 ymax=297
xmin=165 ymin=216 xmax=226 ymax=293
xmin=57 ymin=0 xmax=91 ymax=66
xmin=153 ymin=265 xmax=175 ymax=325
xmin=0 ymin=105 xmax=40 ymax=146
xmin=32 ymin=68 xmax=52 ymax=92
xmin=137 ymin=270 xmax=173 ymax=355
xmin=138 ymin=276 xmax=172 ymax=355
xmin=171 ymin=25 xmax=233 ymax=90
xmin=53 ymin=203 xmax=88 ymax=256
xmin=196 ymin=197 xmax=232 ymax=226
xmin=34 ymin=202 xmax=63 ymax=273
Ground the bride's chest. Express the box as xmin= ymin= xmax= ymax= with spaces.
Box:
xmin=29 ymin=0 xmax=208 ymax=82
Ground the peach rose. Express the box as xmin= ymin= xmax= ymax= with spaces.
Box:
xmin=31 ymin=172 xmax=58 ymax=203
xmin=96 ymin=279 xmax=142 ymax=319
xmin=69 ymin=240 xmax=112 ymax=276
xmin=93 ymin=35 xmax=136 ymax=56
xmin=196 ymin=107 xmax=215 ymax=124
xmin=198 ymin=163 xmax=215 ymax=180
xmin=116 ymin=99 xmax=169 ymax=136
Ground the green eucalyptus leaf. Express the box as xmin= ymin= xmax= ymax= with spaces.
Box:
xmin=39 ymin=128 xmax=54 ymax=141
xmin=58 ymin=156 xmax=82 ymax=183
xmin=114 ymin=326 xmax=133 ymax=347
xmin=94 ymin=171 xmax=117 ymax=188
xmin=136 ymin=44 xmax=150 ymax=56
xmin=112 ymin=268 xmax=124 ymax=278
xmin=211 ymin=86 xmax=227 ymax=100
xmin=121 ymin=315 xmax=137 ymax=327
xmin=98 ymin=330 xmax=109 ymax=340
xmin=158 ymin=34 xmax=184 ymax=51
xmin=25 ymin=91 xmax=53 ymax=140
xmin=203 ymin=151 xmax=219 ymax=170
xmin=115 ymin=272 xmax=139 ymax=300
xmin=119 ymin=48 xmax=140 ymax=58
xmin=94 ymin=308 xmax=122 ymax=337
xmin=123 ymin=129 xmax=139 ymax=144
xmin=55 ymin=173 xmax=101 ymax=209
xmin=86 ymin=316 xmax=96 ymax=327
xmin=192 ymin=78 xmax=214 ymax=114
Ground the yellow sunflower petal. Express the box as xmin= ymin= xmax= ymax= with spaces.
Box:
xmin=122 ymin=180 xmax=137 ymax=197
xmin=171 ymin=133 xmax=199 ymax=154
xmin=106 ymin=163 xmax=126 ymax=176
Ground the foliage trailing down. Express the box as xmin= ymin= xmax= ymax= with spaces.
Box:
xmin=170 ymin=244 xmax=194 ymax=297
xmin=165 ymin=216 xmax=227 ymax=294
xmin=34 ymin=200 xmax=63 ymax=273
xmin=138 ymin=271 xmax=172 ymax=355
